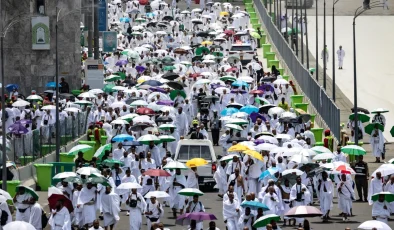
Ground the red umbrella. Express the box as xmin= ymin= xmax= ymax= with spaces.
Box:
xmin=226 ymin=67 xmax=237 ymax=72
xmin=144 ymin=169 xmax=171 ymax=177
xmin=189 ymin=73 xmax=201 ymax=78
xmin=249 ymin=90 xmax=264 ymax=94
xmin=224 ymin=30 xmax=235 ymax=36
xmin=136 ymin=107 xmax=155 ymax=115
xmin=48 ymin=194 xmax=74 ymax=213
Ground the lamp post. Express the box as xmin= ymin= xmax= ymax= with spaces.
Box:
xmin=300 ymin=0 xmax=304 ymax=64
xmin=304 ymin=0 xmax=309 ymax=69
xmin=315 ymin=0 xmax=318 ymax=81
xmin=323 ymin=0 xmax=326 ymax=89
xmin=353 ymin=1 xmax=384 ymax=145
xmin=332 ymin=0 xmax=339 ymax=101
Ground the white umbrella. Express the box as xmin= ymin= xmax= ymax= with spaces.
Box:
xmin=313 ymin=152 xmax=336 ymax=161
xmin=64 ymin=107 xmax=81 ymax=113
xmin=53 ymin=172 xmax=77 ymax=179
xmin=282 ymin=169 xmax=304 ymax=176
xmin=214 ymin=87 xmax=228 ymax=94
xmin=144 ymin=191 xmax=170 ymax=198
xmin=163 ymin=161 xmax=188 ymax=170
xmin=74 ymin=100 xmax=93 ymax=106
xmin=257 ymin=135 xmax=279 ymax=145
xmin=76 ymin=166 xmax=100 ymax=176
xmin=130 ymin=100 xmax=148 ymax=106
xmin=282 ymin=147 xmax=303 ymax=157
xmin=219 ymin=154 xmax=240 ymax=162
xmin=133 ymin=115 xmax=153 ymax=123
xmin=195 ymin=79 xmax=211 ymax=85
xmin=280 ymin=111 xmax=297 ymax=119
xmin=137 ymin=134 xmax=160 ymax=142
xmin=238 ymin=76 xmax=254 ymax=83
xmin=78 ymin=92 xmax=97 ymax=98
xmin=290 ymin=154 xmax=310 ymax=164
xmin=117 ymin=182 xmax=142 ymax=189
xmin=371 ymin=108 xmax=389 ymax=114
xmin=4 ymin=221 xmax=36 ymax=230
xmin=111 ymin=102 xmax=129 ymax=109
xmin=299 ymin=149 xmax=317 ymax=157
xmin=371 ymin=163 xmax=394 ymax=177
xmin=273 ymin=78 xmax=289 ymax=85
xmin=112 ymin=86 xmax=127 ymax=91
xmin=311 ymin=146 xmax=332 ymax=154
xmin=12 ymin=100 xmax=30 ymax=107
xmin=111 ymin=119 xmax=129 ymax=125
xmin=225 ymin=123 xmax=243 ymax=131
xmin=358 ymin=220 xmax=392 ymax=230
xmin=254 ymin=143 xmax=277 ymax=152
xmin=276 ymin=134 xmax=292 ymax=140
xmin=203 ymin=54 xmax=216 ymax=60
xmin=0 ymin=188 xmax=12 ymax=200
xmin=26 ymin=95 xmax=43 ymax=100
xmin=268 ymin=107 xmax=285 ymax=117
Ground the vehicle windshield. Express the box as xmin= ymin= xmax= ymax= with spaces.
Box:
xmin=177 ymin=145 xmax=211 ymax=160
xmin=230 ymin=46 xmax=253 ymax=51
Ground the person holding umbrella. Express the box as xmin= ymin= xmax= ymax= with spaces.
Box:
xmin=77 ymin=182 xmax=97 ymax=229
xmin=126 ymin=187 xmax=146 ymax=230
xmin=101 ymin=186 xmax=120 ymax=230
xmin=48 ymin=199 xmax=71 ymax=230
xmin=145 ymin=196 xmax=163 ymax=230
xmin=370 ymin=123 xmax=385 ymax=163
xmin=372 ymin=193 xmax=390 ymax=224
xmin=185 ymin=195 xmax=206 ymax=230
xmin=289 ymin=176 xmax=311 ymax=227
xmin=13 ymin=186 xmax=34 ymax=222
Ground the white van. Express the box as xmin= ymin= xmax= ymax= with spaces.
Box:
xmin=229 ymin=43 xmax=256 ymax=66
xmin=174 ymin=139 xmax=217 ymax=188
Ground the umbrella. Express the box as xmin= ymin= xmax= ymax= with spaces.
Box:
xmin=351 ymin=107 xmax=370 ymax=114
xmin=45 ymin=82 xmax=60 ymax=88
xmin=76 ymin=166 xmax=100 ymax=176
xmin=167 ymin=81 xmax=184 ymax=90
xmin=12 ymin=100 xmax=30 ymax=107
xmin=137 ymin=134 xmax=161 ymax=145
xmin=243 ymin=150 xmax=264 ymax=161
xmin=240 ymin=105 xmax=259 ymax=114
xmin=64 ymin=107 xmax=81 ymax=113
xmin=53 ymin=172 xmax=77 ymax=179
xmin=253 ymin=214 xmax=281 ymax=228
xmin=163 ymin=161 xmax=188 ymax=170
xmin=111 ymin=119 xmax=129 ymax=125
xmin=227 ymin=118 xmax=248 ymax=125
xmin=144 ymin=191 xmax=170 ymax=198
xmin=221 ymin=107 xmax=239 ymax=116
xmin=74 ymin=100 xmax=93 ymax=106
xmin=285 ymin=205 xmax=323 ymax=217
xmin=313 ymin=152 xmax=336 ymax=160
xmin=16 ymin=185 xmax=39 ymax=200
xmin=85 ymin=176 xmax=110 ymax=186
xmin=259 ymin=167 xmax=279 ymax=181
xmin=364 ymin=123 xmax=384 ymax=135
xmin=310 ymin=146 xmax=332 ymax=154
xmin=250 ymin=31 xmax=261 ymax=38
xmin=26 ymin=95 xmax=43 ymax=101
xmin=282 ymin=169 xmax=304 ymax=176
xmin=169 ymin=90 xmax=186 ymax=100
xmin=371 ymin=108 xmax=389 ymax=114
xmin=257 ymin=135 xmax=279 ymax=145
xmin=341 ymin=145 xmax=366 ymax=155
xmin=225 ymin=123 xmax=243 ymax=131
xmin=0 ymin=189 xmax=12 ymax=200
xmin=48 ymin=188 xmax=74 ymax=212
xmin=371 ymin=164 xmax=394 ymax=177
xmin=102 ymin=159 xmax=124 ymax=167
xmin=290 ymin=154 xmax=310 ymax=164
xmin=358 ymin=220 xmax=392 ymax=230
xmin=240 ymin=201 xmax=270 ymax=211
xmin=186 ymin=158 xmax=208 ymax=167
xmin=136 ymin=107 xmax=155 ymax=115
xmin=258 ymin=104 xmax=276 ymax=114
xmin=176 ymin=212 xmax=217 ymax=226
xmin=178 ymin=188 xmax=204 ymax=196
xmin=130 ymin=100 xmax=148 ymax=107
xmin=3 ymin=221 xmax=36 ymax=230
xmin=349 ymin=112 xmax=370 ymax=123
xmin=371 ymin=191 xmax=394 ymax=202
xmin=144 ymin=169 xmax=171 ymax=177
xmin=268 ymin=107 xmax=285 ymax=117
xmin=117 ymin=182 xmax=142 ymax=190
xmin=254 ymin=143 xmax=277 ymax=152
xmin=68 ymin=144 xmax=93 ymax=155
xmin=8 ymin=123 xmax=28 ymax=134
xmin=158 ymin=124 xmax=176 ymax=130
xmin=227 ymin=102 xmax=243 ymax=110
xmin=112 ymin=134 xmax=135 ymax=142
xmin=162 ymin=72 xmax=180 ymax=80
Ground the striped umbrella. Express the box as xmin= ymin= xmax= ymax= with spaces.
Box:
xmin=285 ymin=205 xmax=323 ymax=218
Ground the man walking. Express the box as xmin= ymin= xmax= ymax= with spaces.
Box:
xmin=353 ymin=155 xmax=369 ymax=202
xmin=321 ymin=45 xmax=329 ymax=69
xmin=337 ymin=46 xmax=345 ymax=69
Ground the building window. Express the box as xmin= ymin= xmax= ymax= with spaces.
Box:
xmin=37 ymin=0 xmax=45 ymax=15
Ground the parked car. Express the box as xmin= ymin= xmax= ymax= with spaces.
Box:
xmin=229 ymin=43 xmax=256 ymax=66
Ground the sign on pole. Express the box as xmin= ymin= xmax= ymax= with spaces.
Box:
xmin=102 ymin=31 xmax=117 ymax=52
xmin=32 ymin=16 xmax=50 ymax=50
xmin=98 ymin=0 xmax=107 ymax=31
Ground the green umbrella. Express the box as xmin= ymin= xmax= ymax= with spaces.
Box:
xmin=114 ymin=72 xmax=126 ymax=80
xmin=341 ymin=145 xmax=366 ymax=156
xmin=85 ymin=177 xmax=110 ymax=187
xmin=349 ymin=113 xmax=370 ymax=123
xmin=195 ymin=47 xmax=209 ymax=56
xmin=161 ymin=56 xmax=175 ymax=63
xmin=163 ymin=66 xmax=176 ymax=71
xmin=103 ymin=84 xmax=116 ymax=93
xmin=159 ymin=135 xmax=176 ymax=143
xmin=102 ymin=159 xmax=124 ymax=167
xmin=250 ymin=31 xmax=261 ymax=38
xmin=169 ymin=90 xmax=186 ymax=100
xmin=16 ymin=185 xmax=39 ymax=201
xmin=227 ymin=56 xmax=240 ymax=64
xmin=391 ymin=126 xmax=394 ymax=137
xmin=220 ymin=76 xmax=237 ymax=82
xmin=212 ymin=51 xmax=223 ymax=57
xmin=364 ymin=123 xmax=384 ymax=135
xmin=159 ymin=124 xmax=176 ymax=130
xmin=253 ymin=214 xmax=281 ymax=228
xmin=135 ymin=18 xmax=146 ymax=22
xmin=177 ymin=188 xmax=204 ymax=196
xmin=68 ymin=144 xmax=93 ymax=155
xmin=64 ymin=176 xmax=84 ymax=184
xmin=371 ymin=192 xmax=394 ymax=203
xmin=93 ymin=144 xmax=112 ymax=160
xmin=309 ymin=67 xmax=316 ymax=73
xmin=105 ymin=74 xmax=122 ymax=82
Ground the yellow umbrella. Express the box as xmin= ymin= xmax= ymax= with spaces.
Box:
xmin=220 ymin=11 xmax=229 ymax=16
xmin=228 ymin=144 xmax=250 ymax=152
xmin=243 ymin=150 xmax=264 ymax=161
xmin=186 ymin=158 xmax=208 ymax=167
xmin=201 ymin=41 xmax=213 ymax=46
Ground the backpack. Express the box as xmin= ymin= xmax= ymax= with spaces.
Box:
xmin=0 ymin=210 xmax=8 ymax=226
xmin=41 ymin=209 xmax=49 ymax=228
xmin=4 ymin=111 xmax=8 ymax=121
xmin=25 ymin=110 xmax=32 ymax=120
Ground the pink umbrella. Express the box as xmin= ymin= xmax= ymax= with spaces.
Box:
xmin=285 ymin=206 xmax=323 ymax=218
xmin=176 ymin=212 xmax=217 ymax=226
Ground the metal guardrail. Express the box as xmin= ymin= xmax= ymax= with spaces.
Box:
xmin=254 ymin=0 xmax=341 ymax=139
xmin=9 ymin=111 xmax=87 ymax=165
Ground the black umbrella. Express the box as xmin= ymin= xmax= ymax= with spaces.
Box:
xmin=258 ymin=104 xmax=276 ymax=114
xmin=192 ymin=56 xmax=203 ymax=62
xmin=227 ymin=137 xmax=248 ymax=143
xmin=162 ymin=16 xmax=174 ymax=21
xmin=261 ymin=77 xmax=277 ymax=82
xmin=157 ymin=23 xmax=168 ymax=28
xmin=351 ymin=107 xmax=370 ymax=114
xmin=146 ymin=22 xmax=157 ymax=27
xmin=254 ymin=132 xmax=274 ymax=139
xmin=130 ymin=123 xmax=152 ymax=131
xmin=297 ymin=114 xmax=311 ymax=123
xmin=166 ymin=81 xmax=184 ymax=90
xmin=196 ymin=31 xmax=210 ymax=37
xmin=192 ymin=20 xmax=203 ymax=25
xmin=299 ymin=163 xmax=320 ymax=171
xmin=155 ymin=117 xmax=173 ymax=123
xmin=227 ymin=103 xmax=243 ymax=110
xmin=279 ymin=117 xmax=293 ymax=123
xmin=280 ymin=173 xmax=297 ymax=187
xmin=140 ymin=80 xmax=163 ymax=87
xmin=162 ymin=72 xmax=180 ymax=81
xmin=201 ymin=95 xmax=220 ymax=102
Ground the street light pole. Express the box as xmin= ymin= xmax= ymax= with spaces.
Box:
xmin=55 ymin=8 xmax=60 ymax=164
xmin=315 ymin=0 xmax=318 ymax=81
xmin=300 ymin=0 xmax=304 ymax=64
xmin=332 ymin=0 xmax=339 ymax=101
xmin=323 ymin=0 xmax=326 ymax=89
xmin=304 ymin=0 xmax=309 ymax=69
xmin=0 ymin=36 xmax=6 ymax=189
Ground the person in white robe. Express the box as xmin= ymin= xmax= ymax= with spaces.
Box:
xmin=169 ymin=169 xmax=187 ymax=217
xmin=48 ymin=200 xmax=71 ymax=230
xmin=186 ymin=167 xmax=200 ymax=189
xmin=290 ymin=176 xmax=311 ymax=227
xmin=13 ymin=186 xmax=33 ymax=222
xmin=169 ymin=128 xmax=180 ymax=155
xmin=29 ymin=201 xmax=43 ymax=230
xmin=189 ymin=88 xmax=199 ymax=117
xmin=223 ymin=193 xmax=240 ymax=230
xmin=370 ymin=126 xmax=384 ymax=162
xmin=175 ymin=107 xmax=189 ymax=136
xmin=262 ymin=186 xmax=281 ymax=215
xmin=126 ymin=189 xmax=146 ymax=230
xmin=336 ymin=46 xmax=345 ymax=69
xmin=0 ymin=198 xmax=11 ymax=229
xmin=145 ymin=197 xmax=163 ymax=230
xmin=278 ymin=179 xmax=292 ymax=226
xmin=72 ymin=183 xmax=83 ymax=229
xmin=333 ymin=145 xmax=347 ymax=163
xmin=372 ymin=194 xmax=390 ymax=224
xmin=337 ymin=174 xmax=354 ymax=221
xmin=238 ymin=207 xmax=254 ymax=230
xmin=186 ymin=195 xmax=206 ymax=230
xmin=227 ymin=168 xmax=246 ymax=202
xmin=318 ymin=171 xmax=333 ymax=221
xmin=77 ymin=183 xmax=97 ymax=228
xmin=368 ymin=172 xmax=384 ymax=205
xmin=214 ymin=160 xmax=228 ymax=196
xmin=244 ymin=157 xmax=261 ymax=195
xmin=384 ymin=175 xmax=394 ymax=213
xmin=101 ymin=186 xmax=120 ymax=229
xmin=145 ymin=142 xmax=162 ymax=168
xmin=219 ymin=130 xmax=231 ymax=155
xmin=321 ymin=46 xmax=329 ymax=68
xmin=88 ymin=220 xmax=104 ymax=230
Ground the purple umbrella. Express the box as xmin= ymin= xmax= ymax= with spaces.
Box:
xmin=149 ymin=87 xmax=167 ymax=93
xmin=254 ymin=139 xmax=265 ymax=145
xmin=157 ymin=100 xmax=174 ymax=106
xmin=115 ymin=59 xmax=128 ymax=66
xmin=210 ymin=83 xmax=223 ymax=90
xmin=176 ymin=212 xmax=217 ymax=226
xmin=8 ymin=123 xmax=29 ymax=134
xmin=258 ymin=84 xmax=274 ymax=92
xmin=231 ymin=89 xmax=247 ymax=94
xmin=250 ymin=112 xmax=266 ymax=123
xmin=15 ymin=119 xmax=33 ymax=125
xmin=135 ymin=65 xmax=146 ymax=73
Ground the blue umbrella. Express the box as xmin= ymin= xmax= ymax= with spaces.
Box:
xmin=8 ymin=123 xmax=28 ymax=134
xmin=128 ymin=141 xmax=142 ymax=146
xmin=112 ymin=134 xmax=135 ymax=142
xmin=116 ymin=60 xmax=128 ymax=66
xmin=146 ymin=12 xmax=156 ymax=18
xmin=240 ymin=105 xmax=259 ymax=114
xmin=220 ymin=108 xmax=239 ymax=116
xmin=120 ymin=17 xmax=130 ymax=23
xmin=259 ymin=167 xmax=279 ymax=181
xmin=241 ymin=201 xmax=270 ymax=211
xmin=6 ymin=84 xmax=19 ymax=92
xmin=232 ymin=80 xmax=248 ymax=87
xmin=140 ymin=80 xmax=163 ymax=87
xmin=46 ymin=82 xmax=61 ymax=88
